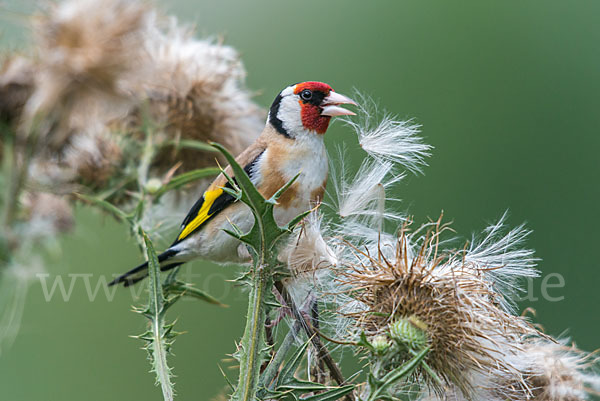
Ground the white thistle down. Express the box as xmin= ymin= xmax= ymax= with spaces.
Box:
xmin=342 ymin=92 xmax=431 ymax=175
xmin=333 ymin=222 xmax=538 ymax=399
xmin=328 ymin=155 xmax=405 ymax=230
xmin=281 ymin=211 xmax=338 ymax=276
xmin=417 ymin=338 xmax=600 ymax=401
xmin=327 ymin=94 xmax=432 ymax=243
xmin=514 ymin=338 xmax=600 ymax=401
xmin=463 ymin=212 xmax=539 ymax=313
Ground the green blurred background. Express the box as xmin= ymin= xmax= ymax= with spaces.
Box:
xmin=1 ymin=1 xmax=599 ymax=400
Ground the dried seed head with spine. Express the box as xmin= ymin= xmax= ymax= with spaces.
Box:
xmin=418 ymin=339 xmax=600 ymax=401
xmin=498 ymin=339 xmax=600 ymax=401
xmin=60 ymin=124 xmax=123 ymax=187
xmin=3 ymin=0 xmax=264 ymax=198
xmin=338 ymin=220 xmax=538 ymax=399
xmin=24 ymin=0 xmax=150 ymax=148
xmin=121 ymin=15 xmax=264 ymax=172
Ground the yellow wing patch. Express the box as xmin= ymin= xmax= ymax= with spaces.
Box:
xmin=177 ymin=188 xmax=224 ymax=241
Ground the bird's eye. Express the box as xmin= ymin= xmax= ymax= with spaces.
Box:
xmin=300 ymin=90 xmax=313 ymax=101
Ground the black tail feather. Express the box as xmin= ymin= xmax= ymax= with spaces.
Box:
xmin=109 ymin=249 xmax=181 ymax=287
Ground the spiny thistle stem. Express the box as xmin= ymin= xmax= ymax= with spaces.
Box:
xmin=211 ymin=143 xmax=310 ymax=401
xmin=142 ymin=230 xmax=175 ymax=401
xmin=236 ymin=262 xmax=270 ymax=401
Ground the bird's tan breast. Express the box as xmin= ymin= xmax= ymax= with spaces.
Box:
xmin=259 ymin=132 xmax=328 ymax=209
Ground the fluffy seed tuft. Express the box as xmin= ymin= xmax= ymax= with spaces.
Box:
xmin=342 ymin=92 xmax=432 ymax=175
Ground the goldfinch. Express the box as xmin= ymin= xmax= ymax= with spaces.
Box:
xmin=109 ymin=81 xmax=356 ymax=286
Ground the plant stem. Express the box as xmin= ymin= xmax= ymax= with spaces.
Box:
xmin=260 ymin=320 xmax=302 ymax=389
xmin=366 ymin=347 xmax=429 ymax=401
xmin=211 ymin=143 xmax=309 ymax=401
xmin=232 ymin=261 xmax=270 ymax=401
xmin=2 ymin=137 xmax=28 ymax=230
xmin=309 ymin=299 xmax=327 ymax=385
xmin=274 ymin=280 xmax=352 ymax=400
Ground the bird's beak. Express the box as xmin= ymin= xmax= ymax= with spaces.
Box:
xmin=321 ymin=92 xmax=357 ymax=116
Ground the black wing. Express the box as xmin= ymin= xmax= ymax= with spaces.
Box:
xmin=171 ymin=151 xmax=263 ymax=245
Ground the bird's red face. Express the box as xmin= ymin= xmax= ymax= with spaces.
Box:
xmin=269 ymin=81 xmax=356 ymax=138
xmin=294 ymin=81 xmax=356 ymax=134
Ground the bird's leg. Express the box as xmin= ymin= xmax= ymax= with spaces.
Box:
xmin=261 ymin=285 xmax=293 ymax=373
xmin=262 ymin=286 xmax=290 ymax=372
xmin=265 ymin=285 xmax=291 ymax=328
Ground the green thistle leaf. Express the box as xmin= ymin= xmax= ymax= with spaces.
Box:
xmin=141 ymin=230 xmax=176 ymax=401
xmin=163 ymin=280 xmax=227 ymax=307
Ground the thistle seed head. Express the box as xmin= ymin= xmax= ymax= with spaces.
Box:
xmin=339 ymin=221 xmax=537 ymax=398
xmin=61 ymin=125 xmax=123 ymax=188
xmin=23 ymin=0 xmax=149 ymax=145
xmin=494 ymin=339 xmax=600 ymax=401
xmin=123 ymin=17 xmax=264 ymax=172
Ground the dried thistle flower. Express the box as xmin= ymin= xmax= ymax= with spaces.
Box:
xmin=123 ymin=15 xmax=264 ymax=172
xmin=2 ymin=0 xmax=263 ymax=198
xmin=61 ymin=125 xmax=123 ymax=187
xmin=338 ymin=221 xmax=537 ymax=398
xmin=417 ymin=339 xmax=600 ymax=401
xmin=22 ymin=0 xmax=149 ymax=147
xmin=524 ymin=339 xmax=600 ymax=401
xmin=496 ymin=339 xmax=600 ymax=401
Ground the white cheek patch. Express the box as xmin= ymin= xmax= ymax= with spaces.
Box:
xmin=278 ymin=95 xmax=305 ymax=135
